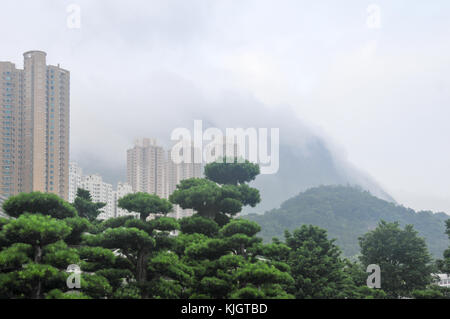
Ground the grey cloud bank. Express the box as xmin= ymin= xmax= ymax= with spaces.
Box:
xmin=1 ymin=0 xmax=449 ymax=213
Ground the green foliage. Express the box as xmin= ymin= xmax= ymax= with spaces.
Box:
xmin=95 ymin=268 xmax=133 ymax=291
xmin=172 ymin=232 xmax=209 ymax=256
xmin=169 ymin=179 xmax=223 ymax=219
xmin=170 ymin=158 xmax=261 ymax=220
xmin=0 ymin=263 xmax=64 ymax=299
xmin=0 ymin=192 xmax=128 ymax=299
xmin=2 ymin=192 xmax=77 ymax=219
xmin=118 ymin=192 xmax=173 ymax=221
xmin=0 ymin=193 xmax=88 ymax=299
xmin=42 ymin=241 xmax=79 ymax=269
xmin=235 ymin=261 xmax=294 ymax=287
xmin=285 ymin=225 xmax=350 ymax=298
xmin=220 ymin=219 xmax=260 ymax=238
xmin=178 ymin=214 xmax=293 ymax=299
xmin=436 ymin=219 xmax=450 ymax=273
xmin=0 ymin=218 xmax=10 ymax=250
xmin=147 ymin=251 xmax=193 ymax=298
xmin=204 ymin=157 xmax=260 ymax=185
xmin=180 ymin=215 xmax=220 ymax=237
xmin=63 ymin=217 xmax=91 ymax=245
xmin=359 ymin=220 xmax=434 ymax=298
xmin=0 ymin=186 xmax=446 ymax=300
xmin=412 ymin=285 xmax=450 ymax=299
xmin=45 ymin=289 xmax=92 ymax=299
xmin=99 ymin=215 xmax=135 ymax=230
xmin=79 ymin=273 xmax=112 ymax=298
xmin=73 ymin=188 xmax=106 ymax=221
xmin=246 ymin=185 xmax=448 ymax=258
xmin=83 ymin=192 xmax=179 ymax=298
xmin=85 ymin=227 xmax=155 ymax=253
xmin=0 ymin=217 xmax=9 ymax=228
xmin=170 ymin=159 xmax=261 ymax=220
xmin=3 ymin=214 xmax=71 ymax=250
xmin=341 ymin=260 xmax=388 ymax=299
xmin=113 ymin=284 xmax=141 ymax=299
xmin=0 ymin=243 xmax=33 ymax=271
xmin=148 ymin=216 xmax=179 ymax=232
xmin=77 ymin=246 xmax=117 ymax=272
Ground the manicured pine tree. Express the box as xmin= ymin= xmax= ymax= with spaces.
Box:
xmin=0 ymin=192 xmax=119 ymax=299
xmin=169 ymin=157 xmax=260 ymax=220
xmin=179 ymin=216 xmax=294 ymax=298
xmin=171 ymin=159 xmax=293 ymax=298
xmin=73 ymin=188 xmax=106 ymax=222
xmin=84 ymin=192 xmax=184 ymax=298
xmin=0 ymin=193 xmax=82 ymax=298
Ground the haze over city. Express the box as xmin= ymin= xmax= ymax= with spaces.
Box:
xmin=1 ymin=0 xmax=449 ymax=213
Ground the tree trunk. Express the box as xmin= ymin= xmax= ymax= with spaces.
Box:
xmin=34 ymin=280 xmax=42 ymax=299
xmin=240 ymin=243 xmax=246 ymax=257
xmin=34 ymin=245 xmax=42 ymax=263
xmin=33 ymin=245 xmax=43 ymax=299
xmin=203 ymin=209 xmax=216 ymax=220
xmin=136 ymin=251 xmax=149 ymax=298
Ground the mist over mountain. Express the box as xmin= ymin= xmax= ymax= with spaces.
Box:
xmin=244 ymin=137 xmax=394 ymax=214
xmin=74 ymin=75 xmax=393 ymax=213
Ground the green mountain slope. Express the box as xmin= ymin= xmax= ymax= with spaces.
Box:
xmin=245 ymin=185 xmax=449 ymax=258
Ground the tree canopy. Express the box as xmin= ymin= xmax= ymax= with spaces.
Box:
xmin=170 ymin=158 xmax=260 ymax=220
xmin=118 ymin=192 xmax=173 ymax=221
xmin=359 ymin=220 xmax=434 ymax=298
xmin=0 ymin=184 xmax=446 ymax=299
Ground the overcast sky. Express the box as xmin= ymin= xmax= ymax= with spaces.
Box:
xmin=1 ymin=0 xmax=449 ymax=213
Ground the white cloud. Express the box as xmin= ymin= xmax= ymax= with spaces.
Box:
xmin=1 ymin=0 xmax=449 ymax=212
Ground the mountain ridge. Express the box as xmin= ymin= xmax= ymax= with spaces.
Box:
xmin=245 ymin=185 xmax=449 ymax=258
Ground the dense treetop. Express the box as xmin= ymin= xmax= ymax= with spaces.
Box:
xmin=246 ymin=185 xmax=449 ymax=257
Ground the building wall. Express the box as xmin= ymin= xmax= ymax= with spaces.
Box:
xmin=68 ymin=162 xmax=136 ymax=220
xmin=23 ymin=51 xmax=47 ymax=194
xmin=0 ymin=51 xmax=70 ymax=200
xmin=166 ymin=145 xmax=203 ymax=219
xmin=47 ymin=65 xmax=70 ymax=199
xmin=68 ymin=162 xmax=82 ymax=203
xmin=0 ymin=62 xmax=23 ymax=197
xmin=127 ymin=138 xmax=165 ymax=198
xmin=114 ymin=182 xmax=137 ymax=218
xmin=80 ymin=174 xmax=114 ymax=219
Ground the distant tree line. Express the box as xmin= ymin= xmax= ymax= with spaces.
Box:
xmin=0 ymin=158 xmax=448 ymax=299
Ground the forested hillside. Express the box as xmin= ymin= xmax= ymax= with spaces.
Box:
xmin=245 ymin=185 xmax=449 ymax=257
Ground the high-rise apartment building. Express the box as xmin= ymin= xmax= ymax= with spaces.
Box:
xmin=68 ymin=162 xmax=136 ymax=220
xmin=0 ymin=51 xmax=70 ymax=199
xmin=166 ymin=145 xmax=203 ymax=218
xmin=127 ymin=138 xmax=165 ymax=198
xmin=68 ymin=161 xmax=83 ymax=203
xmin=114 ymin=182 xmax=136 ymax=218
xmin=0 ymin=194 xmax=8 ymax=218
xmin=80 ymin=174 xmax=114 ymax=220
xmin=126 ymin=139 xmax=203 ymax=219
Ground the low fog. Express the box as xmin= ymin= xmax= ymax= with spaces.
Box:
xmin=1 ymin=0 xmax=449 ymax=213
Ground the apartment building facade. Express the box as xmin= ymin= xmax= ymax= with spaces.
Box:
xmin=127 ymin=138 xmax=166 ymax=198
xmin=114 ymin=182 xmax=137 ymax=218
xmin=69 ymin=162 xmax=135 ymax=219
xmin=0 ymin=51 xmax=70 ymax=199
